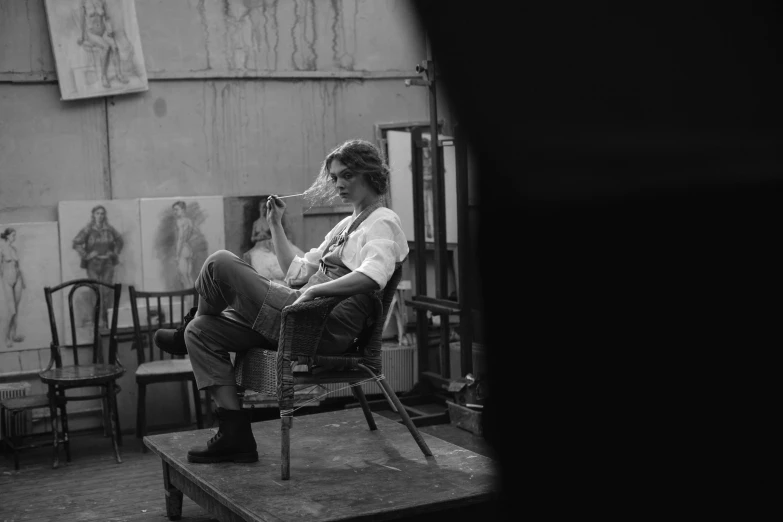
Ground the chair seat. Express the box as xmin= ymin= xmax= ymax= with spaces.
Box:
xmin=39 ymin=364 xmax=126 ymax=386
xmin=136 ymin=358 xmax=194 ymax=377
xmin=0 ymin=393 xmax=61 ymax=411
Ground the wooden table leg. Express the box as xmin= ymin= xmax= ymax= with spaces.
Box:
xmin=162 ymin=460 xmax=184 ymax=521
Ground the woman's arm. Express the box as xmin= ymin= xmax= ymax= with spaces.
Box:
xmin=292 ymin=270 xmax=378 ymax=306
xmin=266 ymin=196 xmax=296 ymax=274
xmin=73 ymin=226 xmax=92 ymax=259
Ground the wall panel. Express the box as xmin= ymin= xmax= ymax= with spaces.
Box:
xmin=0 ymin=84 xmax=109 ymax=209
xmin=1 ymin=0 xmax=424 ymax=79
xmin=108 ymin=78 xmax=429 ymax=198
xmin=0 ymin=0 xmax=56 ymax=78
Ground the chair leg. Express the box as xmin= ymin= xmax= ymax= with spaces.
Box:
xmin=6 ymin=409 xmax=21 ymax=471
xmin=191 ymin=379 xmax=204 ymax=429
xmin=360 ymin=365 xmax=433 ymax=458
xmin=204 ymin=389 xmax=213 ymax=426
xmin=112 ymin=384 xmax=123 ymax=447
xmin=137 ymin=381 xmax=147 ymax=453
xmin=47 ymin=385 xmax=60 ymax=469
xmin=58 ymin=389 xmax=71 ymax=463
xmin=281 ymin=416 xmax=292 ymax=480
xmin=350 ymin=385 xmax=377 ymax=431
xmin=181 ymin=381 xmax=192 ymax=426
xmin=106 ymin=383 xmax=122 ymax=464
xmin=102 ymin=395 xmax=111 ymax=438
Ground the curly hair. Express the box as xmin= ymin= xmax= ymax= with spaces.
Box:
xmin=0 ymin=227 xmax=15 ymax=241
xmin=304 ymin=139 xmax=390 ymax=206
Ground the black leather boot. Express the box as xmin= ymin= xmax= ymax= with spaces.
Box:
xmin=187 ymin=408 xmax=258 ymax=463
xmin=153 ymin=306 xmax=198 ymax=356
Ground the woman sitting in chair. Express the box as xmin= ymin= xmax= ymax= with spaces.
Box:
xmin=154 ymin=139 xmax=408 ymax=464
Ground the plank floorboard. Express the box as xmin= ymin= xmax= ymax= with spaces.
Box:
xmin=1 ymin=407 xmax=495 ymax=521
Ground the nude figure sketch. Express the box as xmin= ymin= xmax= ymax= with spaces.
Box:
xmin=44 ymin=0 xmax=148 ymax=100
xmin=77 ymin=0 xmax=129 ymax=89
xmin=172 ymin=201 xmax=196 ymax=289
xmin=154 ymin=201 xmax=208 ymax=291
xmin=0 ymin=228 xmax=26 ymax=348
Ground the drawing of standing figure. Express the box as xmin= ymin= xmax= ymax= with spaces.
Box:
xmin=0 ymin=228 xmax=26 ymax=347
xmin=172 ymin=201 xmax=196 ymax=289
xmin=72 ymin=205 xmax=124 ymax=328
xmin=77 ymin=0 xmax=129 ymax=89
xmin=241 ymin=198 xmax=304 ymax=283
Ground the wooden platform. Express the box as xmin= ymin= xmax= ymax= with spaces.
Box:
xmin=144 ymin=408 xmax=497 ymax=521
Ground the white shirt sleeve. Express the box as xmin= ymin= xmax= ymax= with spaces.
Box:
xmin=344 ymin=210 xmax=409 ymax=290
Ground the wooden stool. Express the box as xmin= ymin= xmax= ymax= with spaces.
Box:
xmin=1 ymin=392 xmax=66 ymax=470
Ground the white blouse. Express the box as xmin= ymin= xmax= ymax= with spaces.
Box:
xmin=284 ymin=207 xmax=409 ymax=290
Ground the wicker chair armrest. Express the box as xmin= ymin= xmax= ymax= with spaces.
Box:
xmin=281 ymin=294 xmax=347 ymax=317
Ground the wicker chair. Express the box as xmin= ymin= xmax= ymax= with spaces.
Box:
xmin=235 ymin=263 xmax=433 ymax=479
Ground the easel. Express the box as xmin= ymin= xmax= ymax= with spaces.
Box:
xmin=404 ymin=58 xmax=475 ymax=397
xmin=352 ymin=56 xmax=475 ymax=427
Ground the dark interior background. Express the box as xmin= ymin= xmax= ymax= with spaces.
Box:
xmin=412 ymin=2 xmax=781 ymax=516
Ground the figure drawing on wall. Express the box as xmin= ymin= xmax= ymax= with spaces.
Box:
xmin=77 ymin=0 xmax=130 ymax=89
xmin=72 ymin=205 xmax=124 ymax=328
xmin=241 ymin=198 xmax=304 ymax=283
xmin=0 ymin=228 xmax=26 ymax=348
xmin=155 ymin=201 xmax=209 ymax=291
xmin=44 ymin=0 xmax=148 ymax=100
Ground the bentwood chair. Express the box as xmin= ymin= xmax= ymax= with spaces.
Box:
xmin=235 ymin=263 xmax=433 ymax=479
xmin=129 ymin=286 xmax=212 ymax=452
xmin=39 ymin=279 xmax=125 ymax=466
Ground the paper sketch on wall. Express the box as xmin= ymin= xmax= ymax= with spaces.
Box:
xmin=44 ymin=0 xmax=148 ymax=100
xmin=0 ymin=223 xmax=62 ymax=352
xmin=59 ymin=200 xmax=143 ymax=341
xmin=387 ymin=131 xmax=458 ymax=243
xmin=141 ymin=197 xmax=225 ymax=292
xmin=224 ymin=196 xmax=306 ymax=283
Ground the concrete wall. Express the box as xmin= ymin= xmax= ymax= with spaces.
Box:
xmin=0 ymin=0 xmax=433 ymax=432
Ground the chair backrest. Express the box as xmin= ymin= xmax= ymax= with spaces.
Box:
xmin=128 ymin=286 xmax=198 ymax=365
xmin=359 ymin=262 xmax=404 ymax=370
xmin=43 ymin=278 xmax=122 ymax=368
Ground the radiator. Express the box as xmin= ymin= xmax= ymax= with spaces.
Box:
xmin=0 ymin=382 xmax=32 ymax=441
xmin=320 ymin=342 xmax=416 ymax=398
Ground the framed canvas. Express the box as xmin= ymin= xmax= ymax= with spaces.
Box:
xmin=44 ymin=0 xmax=148 ymax=100
xmin=224 ymin=195 xmax=306 ymax=283
xmin=0 ymin=222 xmax=63 ymax=352
xmin=58 ymin=199 xmax=143 ymax=342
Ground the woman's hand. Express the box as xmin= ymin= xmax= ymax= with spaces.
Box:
xmin=266 ymin=196 xmax=286 ymax=227
xmin=291 ymin=288 xmax=317 ymax=306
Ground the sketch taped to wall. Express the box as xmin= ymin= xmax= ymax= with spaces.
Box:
xmin=224 ymin=196 xmax=306 ymax=283
xmin=140 ymin=197 xmax=225 ymax=292
xmin=44 ymin=0 xmax=148 ymax=100
xmin=58 ymin=200 xmax=143 ymax=341
xmin=0 ymin=223 xmax=62 ymax=352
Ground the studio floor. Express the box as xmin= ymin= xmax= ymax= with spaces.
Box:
xmin=0 ymin=405 xmax=498 ymax=522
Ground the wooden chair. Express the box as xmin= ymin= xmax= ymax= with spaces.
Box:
xmin=129 ymin=287 xmax=212 ymax=452
xmin=235 ymin=264 xmax=433 ymax=479
xmin=39 ymin=279 xmax=125 ymax=466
